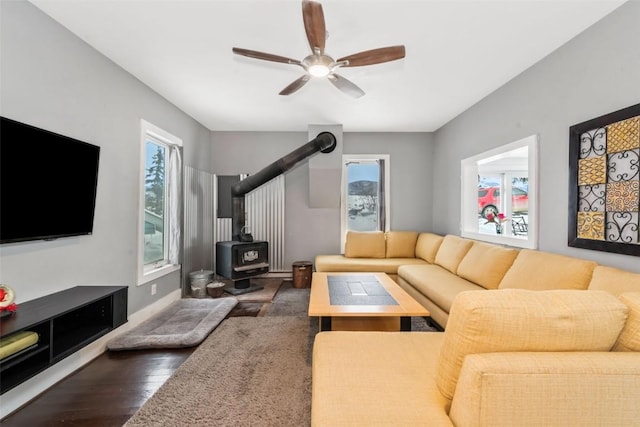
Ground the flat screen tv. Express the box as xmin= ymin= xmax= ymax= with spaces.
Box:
xmin=0 ymin=116 xmax=100 ymax=244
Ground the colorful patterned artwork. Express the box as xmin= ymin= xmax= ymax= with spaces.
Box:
xmin=569 ymin=105 xmax=640 ymax=256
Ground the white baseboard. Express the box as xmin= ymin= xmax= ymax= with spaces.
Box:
xmin=264 ymin=272 xmax=293 ymax=278
xmin=0 ymin=289 xmax=181 ymax=419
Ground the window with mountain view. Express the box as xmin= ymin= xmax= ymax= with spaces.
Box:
xmin=340 ymin=155 xmax=390 ymax=251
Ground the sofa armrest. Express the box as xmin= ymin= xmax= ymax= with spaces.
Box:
xmin=450 ymin=352 xmax=640 ymax=427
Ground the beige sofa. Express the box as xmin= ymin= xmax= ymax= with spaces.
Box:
xmin=315 ymin=231 xmax=639 ymax=328
xmin=312 ymin=231 xmax=640 ymax=425
xmin=314 ymin=230 xmax=430 ymax=283
xmin=312 ymin=289 xmax=640 ymax=426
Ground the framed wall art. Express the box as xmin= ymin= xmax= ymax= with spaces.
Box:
xmin=568 ymin=103 xmax=640 ymax=256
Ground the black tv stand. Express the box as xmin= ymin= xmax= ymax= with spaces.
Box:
xmin=0 ymin=286 xmax=127 ymax=394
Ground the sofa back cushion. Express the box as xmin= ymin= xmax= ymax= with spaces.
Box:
xmin=498 ymin=249 xmax=597 ymax=290
xmin=433 ymin=235 xmax=473 ymax=274
xmin=344 ymin=231 xmax=385 ymax=258
xmin=456 ymin=242 xmax=519 ymax=290
xmin=613 ymin=292 xmax=640 ymax=352
xmin=414 ymin=233 xmax=444 ymax=263
xmin=588 ymin=265 xmax=640 ymax=296
xmin=435 ymin=289 xmax=628 ymax=400
xmin=385 ymin=231 xmax=418 ymax=258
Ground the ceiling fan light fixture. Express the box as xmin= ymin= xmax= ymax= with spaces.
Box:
xmin=308 ymin=64 xmax=330 ymax=77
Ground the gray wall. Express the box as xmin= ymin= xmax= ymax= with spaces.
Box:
xmin=0 ymin=1 xmax=212 ymax=311
xmin=211 ymin=131 xmax=434 ymax=266
xmin=432 ymin=1 xmax=640 ymax=272
xmin=3 ymin=0 xmax=637 ymax=318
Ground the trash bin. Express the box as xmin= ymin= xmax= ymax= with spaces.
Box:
xmin=292 ymin=261 xmax=313 ymax=289
xmin=189 ymin=269 xmax=214 ymax=298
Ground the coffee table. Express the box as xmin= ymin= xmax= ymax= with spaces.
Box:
xmin=308 ymin=272 xmax=430 ymax=331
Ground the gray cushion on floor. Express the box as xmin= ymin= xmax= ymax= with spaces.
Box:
xmin=107 ymin=297 xmax=238 ymax=350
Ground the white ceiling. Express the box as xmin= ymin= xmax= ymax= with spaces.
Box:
xmin=30 ymin=0 xmax=625 ymax=132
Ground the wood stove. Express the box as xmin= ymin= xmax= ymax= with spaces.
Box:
xmin=215 ymin=132 xmax=336 ymax=295
xmin=215 ymin=241 xmax=269 ymax=295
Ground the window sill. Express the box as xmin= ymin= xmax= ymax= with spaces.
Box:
xmin=138 ymin=264 xmax=181 ymax=286
xmin=461 ymin=230 xmax=537 ymax=250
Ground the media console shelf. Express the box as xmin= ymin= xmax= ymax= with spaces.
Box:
xmin=0 ymin=285 xmax=127 ymax=394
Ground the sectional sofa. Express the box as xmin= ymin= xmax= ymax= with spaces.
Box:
xmin=312 ymin=231 xmax=640 ymax=426
xmin=315 ymin=231 xmax=639 ymax=328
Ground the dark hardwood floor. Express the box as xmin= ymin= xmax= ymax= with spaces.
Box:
xmin=2 ymin=279 xmax=285 ymax=426
xmin=1 ymin=348 xmax=195 ymax=426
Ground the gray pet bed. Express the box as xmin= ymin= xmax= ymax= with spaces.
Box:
xmin=107 ymin=297 xmax=238 ymax=350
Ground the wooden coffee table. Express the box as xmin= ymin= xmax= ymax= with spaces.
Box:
xmin=308 ymin=272 xmax=430 ymax=331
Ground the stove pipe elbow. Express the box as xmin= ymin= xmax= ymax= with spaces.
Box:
xmin=231 ymin=132 xmax=336 ymax=241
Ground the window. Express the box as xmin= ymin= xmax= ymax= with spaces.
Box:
xmin=461 ymin=135 xmax=538 ymax=249
xmin=340 ymin=155 xmax=390 ymax=251
xmin=138 ymin=120 xmax=182 ymax=285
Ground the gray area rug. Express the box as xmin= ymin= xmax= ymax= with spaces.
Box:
xmin=264 ymin=280 xmax=311 ymax=317
xmin=122 ymin=279 xmax=437 ymax=425
xmin=106 ymin=297 xmax=238 ymax=350
xmin=124 ymin=316 xmax=312 ymax=427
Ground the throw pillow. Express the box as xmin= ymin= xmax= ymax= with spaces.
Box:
xmin=414 ymin=233 xmax=444 ymax=263
xmin=456 ymin=242 xmax=519 ymax=290
xmin=433 ymin=235 xmax=473 ymax=274
xmin=385 ymin=231 xmax=418 ymax=258
xmin=613 ymin=292 xmax=640 ymax=352
xmin=498 ymin=249 xmax=597 ymax=290
xmin=344 ymin=231 xmax=385 ymax=258
xmin=588 ymin=266 xmax=640 ymax=296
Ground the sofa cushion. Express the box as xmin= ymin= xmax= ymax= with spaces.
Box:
xmin=385 ymin=231 xmax=419 ymax=258
xmin=588 ymin=265 xmax=640 ymax=296
xmin=613 ymin=292 xmax=640 ymax=352
xmin=415 ymin=233 xmax=444 ymax=263
xmin=433 ymin=235 xmax=474 ymax=274
xmin=315 ymin=255 xmax=427 ymax=275
xmin=312 ymin=331 xmax=452 ymax=426
xmin=398 ymin=264 xmax=484 ymax=314
xmin=456 ymin=242 xmax=519 ymax=290
xmin=344 ymin=231 xmax=385 ymax=258
xmin=498 ymin=249 xmax=597 ymax=290
xmin=435 ymin=289 xmax=629 ymax=400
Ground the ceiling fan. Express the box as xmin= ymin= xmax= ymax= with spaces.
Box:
xmin=232 ymin=0 xmax=406 ymax=98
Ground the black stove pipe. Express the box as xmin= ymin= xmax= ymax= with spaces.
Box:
xmin=231 ymin=131 xmax=336 ymax=241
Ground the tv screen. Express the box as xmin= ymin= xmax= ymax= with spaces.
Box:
xmin=0 ymin=116 xmax=100 ymax=244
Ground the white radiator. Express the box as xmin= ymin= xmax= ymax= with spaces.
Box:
xmin=183 ymin=166 xmax=215 ymax=293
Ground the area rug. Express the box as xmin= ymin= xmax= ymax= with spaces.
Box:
xmin=224 ymin=277 xmax=283 ymax=303
xmin=106 ymin=297 xmax=238 ymax=351
xmin=226 ymin=301 xmax=265 ymax=317
xmin=123 ymin=316 xmax=312 ymax=426
xmin=264 ymin=280 xmax=310 ymax=317
xmin=225 ymin=277 xmax=284 ymax=318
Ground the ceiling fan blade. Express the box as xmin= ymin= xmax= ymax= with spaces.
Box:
xmin=337 ymin=45 xmax=406 ymax=67
xmin=302 ymin=0 xmax=326 ymax=54
xmin=232 ymin=47 xmax=301 ymax=65
xmin=279 ymin=74 xmax=311 ymax=96
xmin=327 ymin=73 xmax=365 ymax=98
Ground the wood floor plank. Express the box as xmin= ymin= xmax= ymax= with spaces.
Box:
xmin=1 ymin=348 xmax=195 ymax=426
